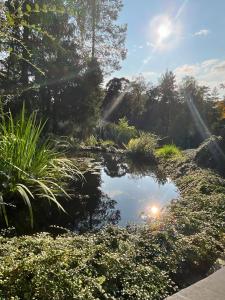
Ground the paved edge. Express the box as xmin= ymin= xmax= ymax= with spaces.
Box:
xmin=165 ymin=267 xmax=225 ymax=300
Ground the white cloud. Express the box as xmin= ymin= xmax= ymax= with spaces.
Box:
xmin=138 ymin=45 xmax=143 ymax=49
xmin=193 ymin=29 xmax=210 ymax=37
xmin=174 ymin=58 xmax=225 ymax=94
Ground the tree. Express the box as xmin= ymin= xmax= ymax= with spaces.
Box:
xmin=102 ymin=77 xmax=129 ymax=122
xmin=0 ymin=0 xmax=127 ymax=135
xmin=75 ymin=0 xmax=127 ymax=74
xmin=158 ymin=71 xmax=178 ymax=136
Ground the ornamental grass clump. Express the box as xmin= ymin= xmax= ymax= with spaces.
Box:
xmin=127 ymin=132 xmax=158 ymax=159
xmin=155 ymin=144 xmax=182 ymax=159
xmin=0 ymin=106 xmax=81 ymax=227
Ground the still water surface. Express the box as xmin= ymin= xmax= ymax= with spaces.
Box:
xmin=101 ymin=167 xmax=178 ymax=226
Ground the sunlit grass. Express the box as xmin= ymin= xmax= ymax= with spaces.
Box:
xmin=127 ymin=132 xmax=158 ymax=158
xmin=155 ymin=144 xmax=182 ymax=159
xmin=0 ymin=105 xmax=82 ymax=227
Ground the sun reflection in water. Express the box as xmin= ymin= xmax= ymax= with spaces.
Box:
xmin=140 ymin=204 xmax=160 ymax=221
xmin=150 ymin=205 xmax=160 ymax=216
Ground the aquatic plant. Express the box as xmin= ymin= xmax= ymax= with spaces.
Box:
xmin=0 ymin=106 xmax=81 ymax=227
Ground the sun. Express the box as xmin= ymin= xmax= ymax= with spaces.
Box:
xmin=158 ymin=23 xmax=172 ymax=41
xmin=149 ymin=15 xmax=178 ymax=50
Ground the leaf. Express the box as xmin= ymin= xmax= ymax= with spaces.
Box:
xmin=16 ymin=184 xmax=34 ymax=228
xmin=0 ymin=194 xmax=8 ymax=226
xmin=97 ymin=275 xmax=106 ymax=285
xmin=26 ymin=4 xmax=32 ymax=13
xmin=42 ymin=4 xmax=47 ymax=13
xmin=34 ymin=3 xmax=39 ymax=12
xmin=6 ymin=12 xmax=14 ymax=26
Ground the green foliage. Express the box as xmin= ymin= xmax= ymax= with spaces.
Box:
xmin=52 ymin=135 xmax=80 ymax=152
xmin=127 ymin=132 xmax=158 ymax=159
xmin=0 ymin=106 xmax=81 ymax=226
xmin=102 ymin=74 xmax=223 ymax=149
xmin=99 ymin=139 xmax=115 ymax=147
xmin=99 ymin=118 xmax=138 ymax=146
xmin=155 ymin=144 xmax=182 ymax=159
xmin=0 ymin=230 xmax=176 ymax=300
xmin=83 ymin=135 xmax=99 ymax=147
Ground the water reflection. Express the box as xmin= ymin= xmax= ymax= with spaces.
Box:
xmin=0 ymin=153 xmax=179 ymax=235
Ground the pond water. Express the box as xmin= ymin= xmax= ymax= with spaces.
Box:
xmin=100 ymin=166 xmax=178 ymax=226
xmin=0 ymin=153 xmax=179 ymax=235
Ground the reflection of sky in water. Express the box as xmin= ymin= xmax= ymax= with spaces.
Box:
xmin=101 ymin=169 xmax=179 ymax=226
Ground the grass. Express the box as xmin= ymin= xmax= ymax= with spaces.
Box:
xmin=0 ymin=105 xmax=81 ymax=227
xmin=155 ymin=144 xmax=182 ymax=159
xmin=97 ymin=118 xmax=138 ymax=146
xmin=127 ymin=132 xmax=158 ymax=159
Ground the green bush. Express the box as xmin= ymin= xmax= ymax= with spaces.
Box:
xmin=127 ymin=132 xmax=158 ymax=159
xmin=0 ymin=230 xmax=176 ymax=300
xmin=99 ymin=139 xmax=115 ymax=147
xmin=83 ymin=135 xmax=98 ymax=147
xmin=0 ymin=106 xmax=81 ymax=227
xmin=98 ymin=118 xmax=138 ymax=146
xmin=155 ymin=144 xmax=182 ymax=159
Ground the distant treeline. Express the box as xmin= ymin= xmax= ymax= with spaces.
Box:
xmin=102 ymin=73 xmax=225 ymax=148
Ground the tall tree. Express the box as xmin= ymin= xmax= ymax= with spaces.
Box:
xmin=158 ymin=71 xmax=178 ymax=136
xmin=75 ymin=0 xmax=127 ymax=74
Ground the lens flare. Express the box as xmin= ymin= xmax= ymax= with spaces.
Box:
xmin=150 ymin=205 xmax=159 ymax=216
xmin=148 ymin=15 xmax=181 ymax=51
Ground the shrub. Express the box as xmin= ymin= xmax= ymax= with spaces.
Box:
xmin=155 ymin=144 xmax=181 ymax=159
xmin=99 ymin=139 xmax=115 ymax=147
xmin=97 ymin=118 xmax=138 ymax=146
xmin=127 ymin=132 xmax=158 ymax=159
xmin=0 ymin=230 xmax=176 ymax=300
xmin=0 ymin=106 xmax=81 ymax=227
xmin=83 ymin=135 xmax=98 ymax=147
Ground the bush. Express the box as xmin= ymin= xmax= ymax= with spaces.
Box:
xmin=0 ymin=230 xmax=176 ymax=300
xmin=0 ymin=106 xmax=81 ymax=227
xmin=127 ymin=132 xmax=158 ymax=159
xmin=99 ymin=139 xmax=115 ymax=147
xmin=83 ymin=135 xmax=98 ymax=147
xmin=97 ymin=118 xmax=138 ymax=146
xmin=155 ymin=144 xmax=181 ymax=159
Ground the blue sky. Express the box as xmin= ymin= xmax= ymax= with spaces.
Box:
xmin=111 ymin=0 xmax=225 ymax=93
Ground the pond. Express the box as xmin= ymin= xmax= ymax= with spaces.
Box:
xmin=0 ymin=153 xmax=179 ymax=235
